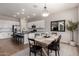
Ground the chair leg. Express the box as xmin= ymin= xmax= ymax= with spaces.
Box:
xmin=29 ymin=50 xmax=31 ymax=56
xmin=34 ymin=52 xmax=36 ymax=56
xmin=58 ymin=50 xmax=60 ymax=56
xmin=55 ymin=51 xmax=57 ymax=56
xmin=47 ymin=49 xmax=49 ymax=56
xmin=29 ymin=51 xmax=31 ymax=56
xmin=40 ymin=49 xmax=42 ymax=56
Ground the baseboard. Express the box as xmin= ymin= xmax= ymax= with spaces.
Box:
xmin=60 ymin=40 xmax=69 ymax=44
xmin=61 ymin=40 xmax=79 ymax=46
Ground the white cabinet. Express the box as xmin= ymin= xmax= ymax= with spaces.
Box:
xmin=24 ymin=34 xmax=28 ymax=44
xmin=28 ymin=20 xmax=45 ymax=28
xmin=0 ymin=32 xmax=12 ymax=39
xmin=27 ymin=20 xmax=45 ymax=32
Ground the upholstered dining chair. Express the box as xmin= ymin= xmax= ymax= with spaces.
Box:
xmin=28 ymin=38 xmax=42 ymax=56
xmin=47 ymin=35 xmax=61 ymax=56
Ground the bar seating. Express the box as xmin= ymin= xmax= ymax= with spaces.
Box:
xmin=28 ymin=38 xmax=42 ymax=56
xmin=16 ymin=34 xmax=24 ymax=44
xmin=47 ymin=35 xmax=61 ymax=56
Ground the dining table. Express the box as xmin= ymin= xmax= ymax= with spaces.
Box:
xmin=34 ymin=36 xmax=58 ymax=56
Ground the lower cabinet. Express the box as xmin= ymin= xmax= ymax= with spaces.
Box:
xmin=24 ymin=34 xmax=28 ymax=44
xmin=0 ymin=32 xmax=12 ymax=39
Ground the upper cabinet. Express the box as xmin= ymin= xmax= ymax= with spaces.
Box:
xmin=27 ymin=20 xmax=45 ymax=29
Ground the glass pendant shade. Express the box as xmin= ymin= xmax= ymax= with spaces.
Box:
xmin=42 ymin=11 xmax=49 ymax=17
xmin=42 ymin=4 xmax=49 ymax=17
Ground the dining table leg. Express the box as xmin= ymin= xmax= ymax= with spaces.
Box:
xmin=42 ymin=48 xmax=48 ymax=56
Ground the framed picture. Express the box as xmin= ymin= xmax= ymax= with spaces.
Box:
xmin=51 ymin=20 xmax=65 ymax=32
xmin=58 ymin=20 xmax=65 ymax=31
xmin=51 ymin=21 xmax=58 ymax=31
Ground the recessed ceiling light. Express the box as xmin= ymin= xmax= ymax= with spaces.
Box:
xmin=33 ymin=5 xmax=38 ymax=8
xmin=13 ymin=15 xmax=16 ymax=17
xmin=32 ymin=13 xmax=36 ymax=16
xmin=27 ymin=16 xmax=30 ymax=18
xmin=17 ymin=12 xmax=20 ymax=15
xmin=23 ymin=17 xmax=26 ymax=19
xmin=21 ymin=12 xmax=24 ymax=14
xmin=22 ymin=9 xmax=25 ymax=11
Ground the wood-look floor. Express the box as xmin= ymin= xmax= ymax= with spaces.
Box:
xmin=48 ymin=43 xmax=79 ymax=56
xmin=0 ymin=38 xmax=28 ymax=56
xmin=24 ymin=43 xmax=79 ymax=56
xmin=59 ymin=43 xmax=79 ymax=56
xmin=0 ymin=38 xmax=79 ymax=56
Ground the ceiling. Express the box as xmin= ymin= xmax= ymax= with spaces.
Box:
xmin=0 ymin=3 xmax=78 ymax=22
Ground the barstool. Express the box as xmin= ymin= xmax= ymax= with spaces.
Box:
xmin=16 ymin=35 xmax=24 ymax=44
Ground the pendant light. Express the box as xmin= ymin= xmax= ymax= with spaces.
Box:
xmin=42 ymin=3 xmax=49 ymax=17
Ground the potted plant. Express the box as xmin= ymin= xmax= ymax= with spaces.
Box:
xmin=67 ymin=21 xmax=79 ymax=46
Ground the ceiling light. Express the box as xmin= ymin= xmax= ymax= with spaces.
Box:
xmin=27 ymin=16 xmax=30 ymax=18
xmin=21 ymin=12 xmax=24 ymax=14
xmin=17 ymin=12 xmax=20 ymax=15
xmin=33 ymin=5 xmax=38 ymax=8
xmin=42 ymin=4 xmax=49 ymax=17
xmin=13 ymin=15 xmax=16 ymax=17
xmin=32 ymin=13 xmax=36 ymax=16
xmin=22 ymin=9 xmax=25 ymax=11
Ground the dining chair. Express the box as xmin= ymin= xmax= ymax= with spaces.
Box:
xmin=28 ymin=38 xmax=42 ymax=56
xmin=47 ymin=35 xmax=61 ymax=56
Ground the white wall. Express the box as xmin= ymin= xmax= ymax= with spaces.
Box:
xmin=78 ymin=7 xmax=79 ymax=45
xmin=45 ymin=7 xmax=79 ymax=44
